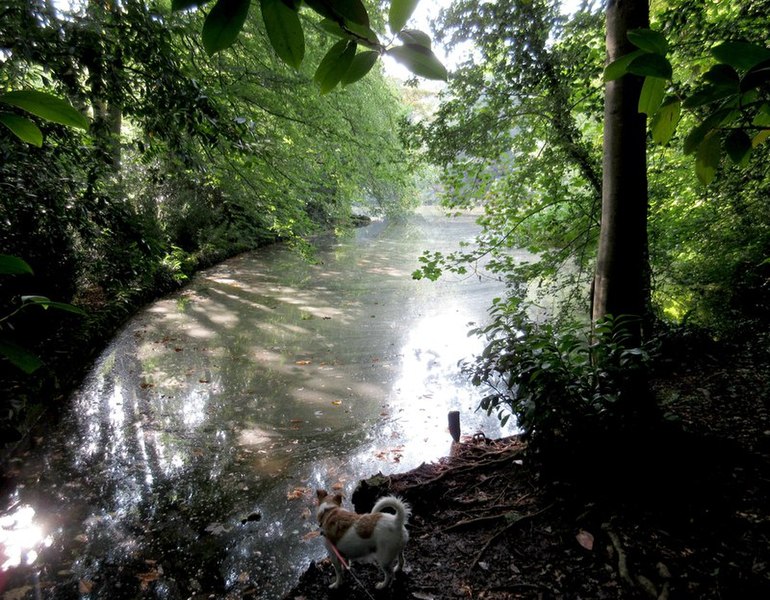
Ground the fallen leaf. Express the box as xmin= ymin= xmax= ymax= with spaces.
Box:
xmin=4 ymin=587 xmax=33 ymax=600
xmin=576 ymin=529 xmax=594 ymax=551
xmin=302 ymin=530 xmax=321 ymax=541
xmin=79 ymin=580 xmax=94 ymax=594
xmin=331 ymin=481 xmax=344 ymax=490
xmin=295 ymin=360 xmax=312 ymax=366
xmin=331 ymin=400 xmax=342 ymax=406
xmin=287 ymin=487 xmax=308 ymax=500
xmin=137 ymin=569 xmax=160 ymax=590
xmin=204 ymin=523 xmax=230 ymax=535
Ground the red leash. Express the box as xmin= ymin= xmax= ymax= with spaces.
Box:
xmin=322 ymin=534 xmax=377 ymax=600
xmin=324 ymin=536 xmax=350 ymax=570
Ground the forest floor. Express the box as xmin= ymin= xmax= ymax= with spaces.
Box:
xmin=283 ymin=337 xmax=770 ymax=600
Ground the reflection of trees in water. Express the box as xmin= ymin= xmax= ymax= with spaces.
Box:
xmin=17 ymin=212 xmax=504 ymax=598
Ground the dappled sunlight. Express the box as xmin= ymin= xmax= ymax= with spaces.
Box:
xmin=3 ymin=211 xmax=507 ymax=599
xmin=0 ymin=503 xmax=52 ymax=570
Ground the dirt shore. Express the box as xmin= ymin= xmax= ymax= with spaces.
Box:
xmin=283 ymin=342 xmax=770 ymax=600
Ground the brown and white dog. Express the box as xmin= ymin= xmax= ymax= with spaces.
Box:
xmin=315 ymin=489 xmax=411 ymax=590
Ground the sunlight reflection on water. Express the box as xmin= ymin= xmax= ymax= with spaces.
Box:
xmin=0 ymin=503 xmax=51 ymax=570
xmin=2 ymin=210 xmax=531 ymax=599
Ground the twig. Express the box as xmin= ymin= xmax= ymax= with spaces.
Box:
xmin=444 ymin=512 xmax=508 ymax=532
xmin=603 ymin=524 xmax=634 ymax=587
xmin=470 ymin=503 xmax=554 ymax=571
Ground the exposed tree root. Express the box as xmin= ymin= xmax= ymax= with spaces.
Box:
xmin=604 ymin=523 xmax=672 ymax=599
xmin=470 ymin=503 xmax=554 ymax=571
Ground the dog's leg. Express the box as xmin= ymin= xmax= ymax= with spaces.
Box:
xmin=324 ymin=540 xmax=344 ymax=589
xmin=328 ymin=553 xmax=344 ymax=589
xmin=375 ymin=560 xmax=393 ymax=590
xmin=395 ymin=550 xmax=405 ymax=573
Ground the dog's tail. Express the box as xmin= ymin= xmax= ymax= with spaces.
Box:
xmin=372 ymin=496 xmax=411 ymax=529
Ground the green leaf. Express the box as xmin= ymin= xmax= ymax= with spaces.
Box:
xmin=724 ymin=129 xmax=752 ymax=166
xmin=0 ymin=113 xmax=43 ymax=146
xmin=260 ymin=0 xmax=304 ymax=68
xmin=627 ymin=28 xmax=668 ymax=55
xmin=317 ymin=16 xmax=378 ymax=46
xmin=753 ymin=129 xmax=770 ymax=148
xmin=387 ymin=44 xmax=448 ymax=81
xmin=314 ymin=40 xmax=357 ymax=94
xmin=0 ymin=255 xmax=34 ymax=275
xmin=703 ymin=63 xmax=739 ymax=87
xmin=389 ymin=0 xmax=420 ymax=33
xmin=711 ymin=41 xmax=770 ymax=72
xmin=304 ymin=0 xmax=336 ymax=20
xmin=21 ymin=296 xmax=86 ymax=315
xmin=341 ymin=50 xmax=379 ymax=85
xmin=752 ymin=103 xmax=770 ymax=127
xmin=740 ymin=59 xmax=770 ymax=93
xmin=0 ymin=90 xmax=88 ymax=129
xmin=683 ymin=108 xmax=734 ymax=154
xmin=695 ymin=131 xmax=721 ymax=185
xmin=171 ymin=0 xmax=210 ymax=10
xmin=397 ymin=28 xmax=431 ymax=49
xmin=627 ymin=53 xmax=672 ymax=79
xmin=319 ymin=17 xmax=346 ymax=37
xmin=306 ymin=0 xmax=368 ymax=27
xmin=202 ymin=0 xmax=251 ymax=55
xmin=343 ymin=20 xmax=380 ymax=46
xmin=650 ymin=97 xmax=681 ymax=145
xmin=683 ymin=84 xmax=737 ymax=108
xmin=638 ymin=76 xmax=665 ymax=116
xmin=603 ymin=49 xmax=644 ymax=81
xmin=0 ymin=340 xmax=44 ymax=374
xmin=336 ymin=0 xmax=369 ymax=27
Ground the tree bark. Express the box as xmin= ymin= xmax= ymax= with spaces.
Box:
xmin=593 ymin=0 xmax=651 ymax=339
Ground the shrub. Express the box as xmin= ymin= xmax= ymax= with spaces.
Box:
xmin=467 ymin=297 xmax=656 ymax=468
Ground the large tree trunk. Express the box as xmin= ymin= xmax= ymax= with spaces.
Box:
xmin=592 ymin=0 xmax=651 ymax=340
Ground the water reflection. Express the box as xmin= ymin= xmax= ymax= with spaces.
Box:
xmin=1 ymin=210 xmax=528 ymax=599
xmin=0 ymin=503 xmax=51 ymax=570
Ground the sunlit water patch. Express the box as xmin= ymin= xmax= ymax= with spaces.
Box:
xmin=1 ymin=209 xmax=531 ymax=599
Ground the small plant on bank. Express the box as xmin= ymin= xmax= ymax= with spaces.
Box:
xmin=466 ymin=297 xmax=656 ymax=470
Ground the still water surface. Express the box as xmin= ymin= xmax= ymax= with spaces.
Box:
xmin=1 ymin=209 xmax=520 ymax=598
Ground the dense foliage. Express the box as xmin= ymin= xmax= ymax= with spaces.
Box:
xmin=405 ymin=0 xmax=770 ymax=465
xmin=414 ymin=0 xmax=770 ymax=333
xmin=0 ymin=0 xmax=415 ymax=444
xmin=468 ymin=298 xmax=654 ymax=469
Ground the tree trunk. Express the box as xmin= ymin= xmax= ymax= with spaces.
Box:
xmin=592 ymin=0 xmax=651 ymax=340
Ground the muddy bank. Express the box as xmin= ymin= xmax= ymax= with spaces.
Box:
xmin=284 ymin=424 xmax=769 ymax=600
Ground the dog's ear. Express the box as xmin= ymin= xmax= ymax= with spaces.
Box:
xmin=316 ymin=489 xmax=328 ymax=502
xmin=332 ymin=493 xmax=343 ymax=506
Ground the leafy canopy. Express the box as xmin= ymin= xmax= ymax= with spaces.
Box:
xmin=173 ymin=0 xmax=448 ymax=91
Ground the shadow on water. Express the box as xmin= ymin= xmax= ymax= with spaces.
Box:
xmin=0 ymin=210 xmax=527 ymax=599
